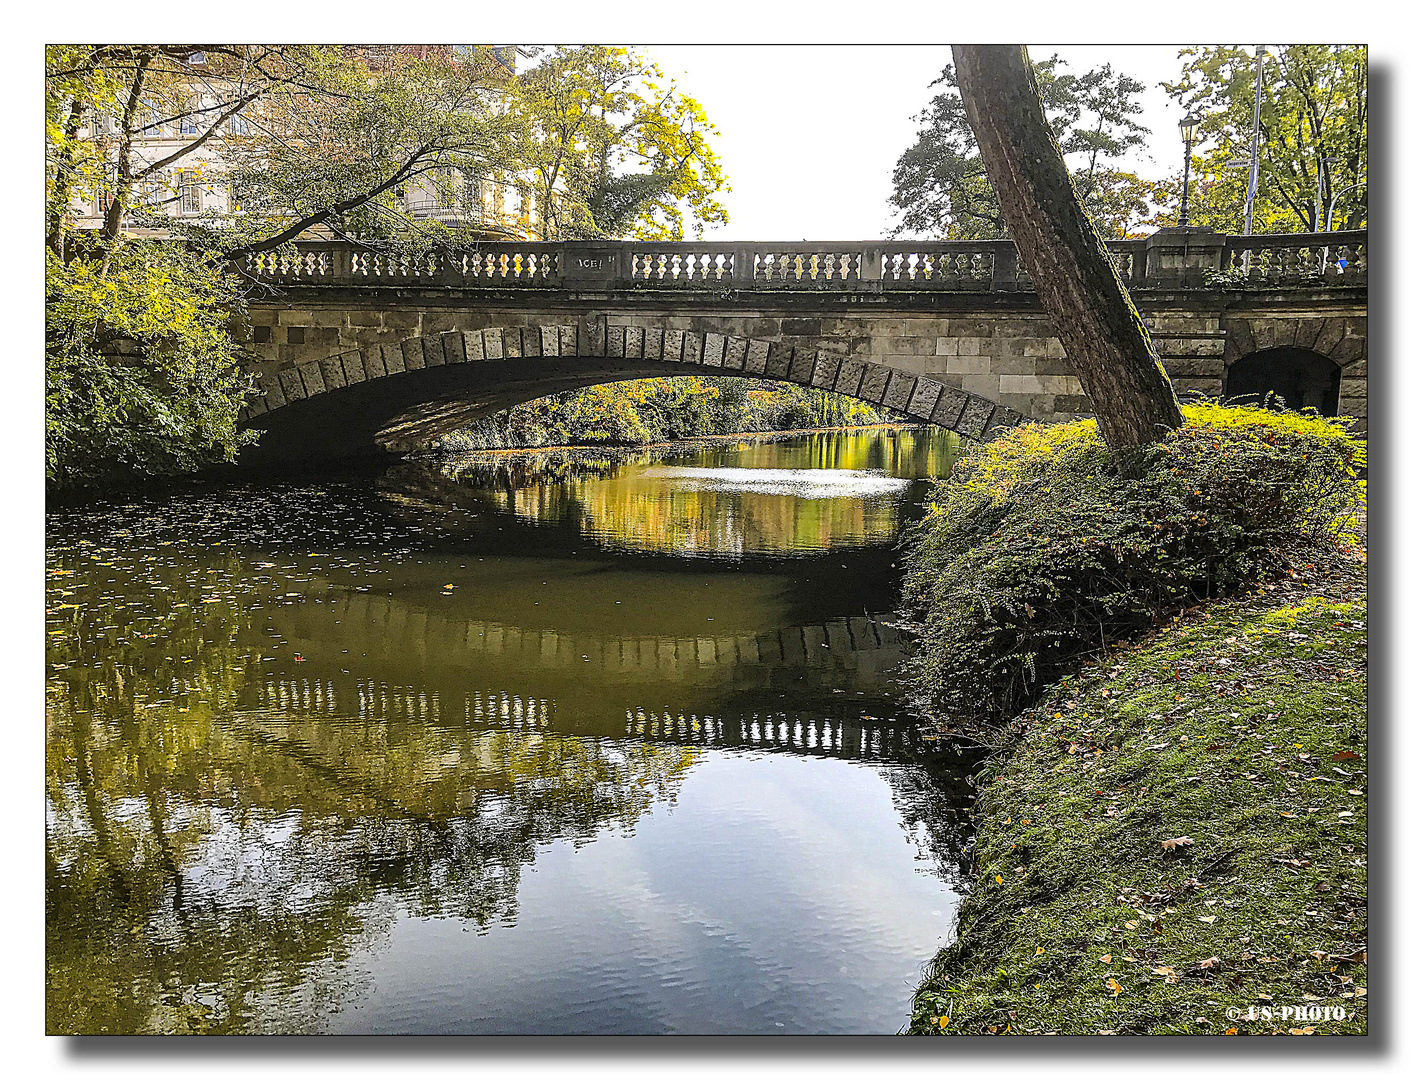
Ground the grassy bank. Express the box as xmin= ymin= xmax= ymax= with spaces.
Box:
xmin=909 ymin=546 xmax=1367 ymax=1035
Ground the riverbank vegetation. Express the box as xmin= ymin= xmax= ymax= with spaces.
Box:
xmin=908 ymin=550 xmax=1367 ymax=1034
xmin=434 ymin=377 xmax=893 ymax=451
xmin=45 ymin=242 xmax=255 ymax=488
xmin=901 ymin=404 xmax=1364 ymax=737
xmin=899 ymin=402 xmax=1366 ymax=1034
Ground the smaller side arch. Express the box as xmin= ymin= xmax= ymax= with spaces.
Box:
xmin=1225 ymin=347 xmax=1341 ymax=415
xmin=1222 ymin=314 xmax=1366 ymax=425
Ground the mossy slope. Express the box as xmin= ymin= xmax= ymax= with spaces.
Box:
xmin=910 ymin=551 xmax=1367 ymax=1035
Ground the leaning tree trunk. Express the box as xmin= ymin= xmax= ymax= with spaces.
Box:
xmin=952 ymin=45 xmax=1184 ymax=451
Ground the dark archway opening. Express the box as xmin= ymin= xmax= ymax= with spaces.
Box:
xmin=1225 ymin=347 xmax=1341 ymax=415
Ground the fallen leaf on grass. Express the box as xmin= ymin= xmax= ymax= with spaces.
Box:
xmin=1099 ymin=955 xmax=1112 ymax=964
xmin=1332 ymin=751 xmax=1361 ymax=762
xmin=1198 ymin=957 xmax=1221 ymax=970
xmin=1160 ymin=836 xmax=1195 ymax=850
xmin=1105 ymin=978 xmax=1123 ymax=996
xmin=1198 ymin=915 xmax=1217 ymax=923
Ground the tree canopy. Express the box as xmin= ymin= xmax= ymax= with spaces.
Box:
xmin=1161 ymin=45 xmax=1367 ymax=233
xmin=44 ymin=44 xmax=734 ymax=488
xmin=892 ymin=56 xmax=1157 ymax=240
xmin=511 ymin=46 xmax=729 ymax=240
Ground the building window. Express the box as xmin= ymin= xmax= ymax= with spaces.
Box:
xmin=138 ymin=101 xmax=163 ymax=137
xmin=188 ymin=51 xmax=206 ymax=65
xmin=138 ymin=175 xmax=166 ymax=207
xmin=93 ymin=164 xmax=118 ymax=216
xmin=229 ymin=110 xmax=250 ymax=136
xmin=177 ymin=172 xmax=202 ymax=214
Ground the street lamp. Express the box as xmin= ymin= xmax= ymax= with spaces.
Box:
xmin=1243 ymin=45 xmax=1268 ymax=236
xmin=1178 ymin=112 xmax=1201 ymax=226
xmin=1320 ymin=177 xmax=1365 ymax=273
xmin=1326 ymin=178 xmax=1366 ymax=232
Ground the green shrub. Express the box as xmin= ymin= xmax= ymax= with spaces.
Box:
xmin=46 ymin=243 xmax=255 ymax=488
xmin=900 ymin=403 xmax=1364 ymax=735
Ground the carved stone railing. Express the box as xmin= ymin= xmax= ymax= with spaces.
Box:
xmin=1220 ymin=233 xmax=1367 ymax=287
xmin=234 ymin=231 xmax=1366 ymax=293
xmin=238 ymin=243 xmax=562 ymax=286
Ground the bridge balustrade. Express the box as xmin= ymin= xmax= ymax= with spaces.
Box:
xmin=234 ymin=231 xmax=1367 ymax=292
xmin=1221 ymin=234 xmax=1368 ymax=287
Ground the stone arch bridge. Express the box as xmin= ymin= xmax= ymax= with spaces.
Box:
xmin=234 ymin=229 xmax=1368 ymax=465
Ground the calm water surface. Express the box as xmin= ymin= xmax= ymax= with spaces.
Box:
xmin=46 ymin=428 xmax=975 ymax=1035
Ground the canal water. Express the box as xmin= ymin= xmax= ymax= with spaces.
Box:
xmin=45 ymin=427 xmax=975 ymax=1035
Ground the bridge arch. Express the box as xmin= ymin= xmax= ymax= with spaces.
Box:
xmin=238 ymin=321 xmax=1028 ymax=466
xmin=1225 ymin=347 xmax=1341 ymax=415
xmin=1221 ymin=314 xmax=1365 ymax=420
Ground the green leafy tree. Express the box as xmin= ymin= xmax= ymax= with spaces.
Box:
xmin=511 ymin=46 xmax=729 ymax=240
xmin=46 ymin=242 xmax=254 ymax=487
xmin=218 ymin=47 xmax=523 ymax=256
xmin=892 ymin=56 xmax=1158 ymax=240
xmin=45 ymin=46 xmax=344 ymax=262
xmin=44 ymin=46 xmax=299 ymax=488
xmin=45 ymin=46 xmax=124 ymax=258
xmin=1161 ymin=45 xmax=1367 ymax=232
xmin=44 ymin=44 xmax=733 ymax=486
xmin=45 ymin=46 xmax=528 ymax=488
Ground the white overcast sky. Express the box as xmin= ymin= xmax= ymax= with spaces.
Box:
xmin=646 ymin=45 xmax=1206 ymax=240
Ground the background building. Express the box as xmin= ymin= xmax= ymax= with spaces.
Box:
xmin=68 ymin=45 xmax=545 ymax=242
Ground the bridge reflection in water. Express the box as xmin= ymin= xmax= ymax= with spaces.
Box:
xmin=252 ymin=614 xmax=913 ymax=761
xmin=46 ymin=428 xmax=976 ymax=1034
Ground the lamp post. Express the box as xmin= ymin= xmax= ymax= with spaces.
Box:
xmin=1321 ymin=177 xmax=1366 ymax=274
xmin=1178 ymin=112 xmax=1200 ymax=226
xmin=1327 ymin=178 xmax=1366 ymax=232
xmin=1243 ymin=46 xmax=1267 ymax=236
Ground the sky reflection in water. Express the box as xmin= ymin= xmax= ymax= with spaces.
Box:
xmin=46 ymin=427 xmax=974 ymax=1034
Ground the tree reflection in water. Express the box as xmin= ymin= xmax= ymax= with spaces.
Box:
xmin=412 ymin=428 xmax=959 ymax=557
xmin=47 ymin=584 xmax=699 ymax=1033
xmin=46 ymin=427 xmax=975 ymax=1034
